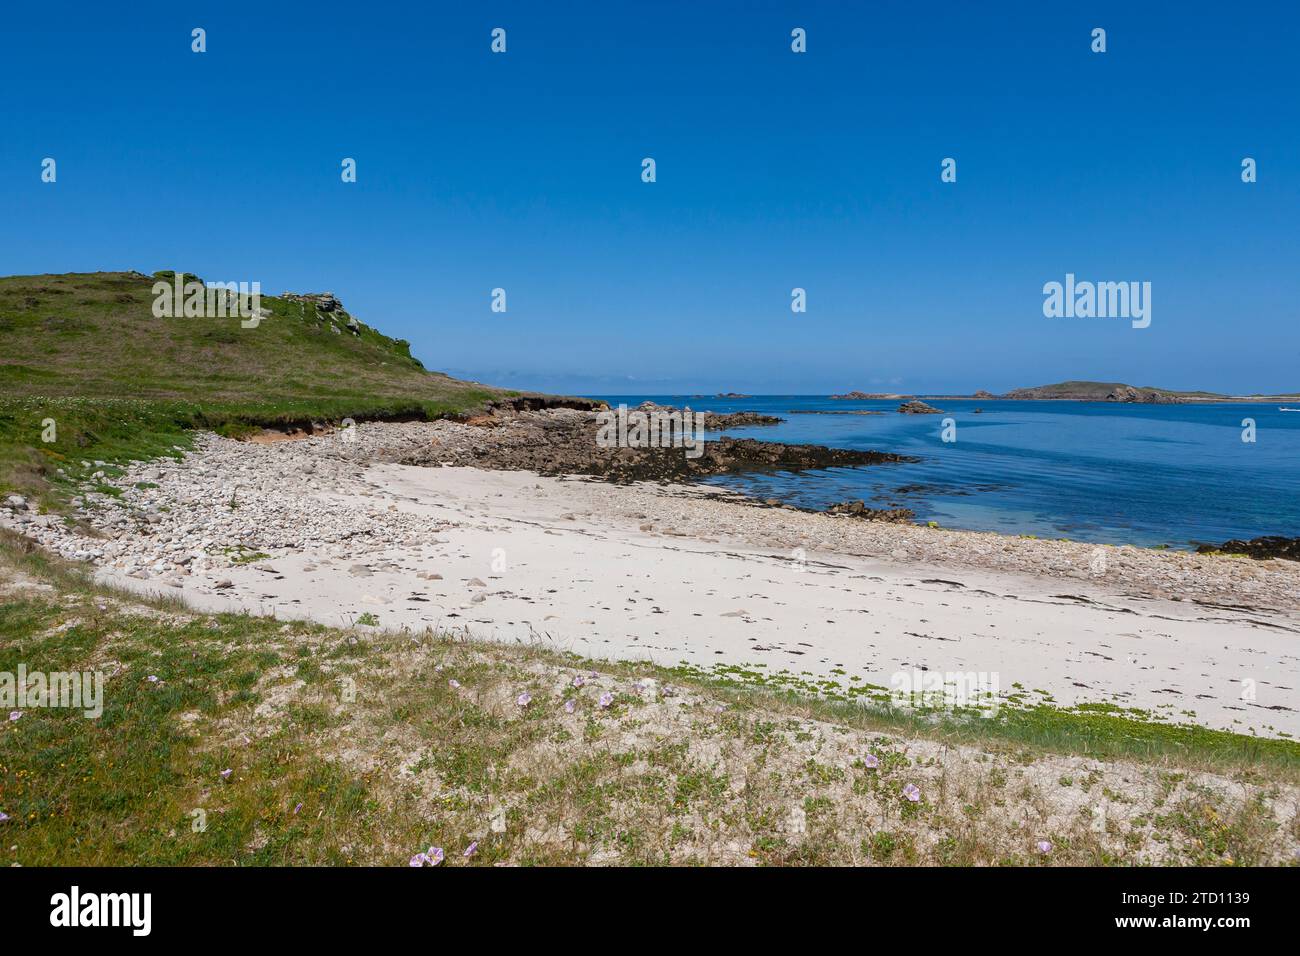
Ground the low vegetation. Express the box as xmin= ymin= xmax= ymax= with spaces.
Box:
xmin=2 ymin=535 xmax=1296 ymax=866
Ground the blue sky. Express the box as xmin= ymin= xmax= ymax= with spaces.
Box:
xmin=3 ymin=1 xmax=1297 ymax=395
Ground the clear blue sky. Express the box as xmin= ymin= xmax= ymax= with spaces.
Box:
xmin=3 ymin=1 xmax=1297 ymax=395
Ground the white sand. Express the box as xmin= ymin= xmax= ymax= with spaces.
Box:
xmin=96 ymin=462 xmax=1300 ymax=738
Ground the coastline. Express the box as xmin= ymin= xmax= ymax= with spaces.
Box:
xmin=7 ymin=412 xmax=1299 ymax=740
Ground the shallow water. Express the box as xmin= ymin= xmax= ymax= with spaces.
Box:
xmin=592 ymin=395 xmax=1300 ymax=548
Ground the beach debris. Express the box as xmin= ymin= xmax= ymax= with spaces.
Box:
xmin=825 ymin=499 xmax=916 ymax=523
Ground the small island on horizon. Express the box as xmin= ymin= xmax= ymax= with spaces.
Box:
xmin=829 ymin=380 xmax=1300 ymax=404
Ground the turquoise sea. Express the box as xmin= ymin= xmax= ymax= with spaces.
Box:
xmin=592 ymin=395 xmax=1300 ymax=548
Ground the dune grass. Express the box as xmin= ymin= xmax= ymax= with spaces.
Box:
xmin=670 ymin=662 xmax=1300 ymax=780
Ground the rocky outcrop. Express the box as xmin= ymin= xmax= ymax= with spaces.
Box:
xmin=283 ymin=291 xmax=340 ymax=312
xmin=788 ymin=409 xmax=883 ymax=416
xmin=705 ymin=410 xmax=781 ymax=428
xmin=898 ymin=400 xmax=943 ymax=414
xmin=1196 ymin=536 xmax=1300 ymax=561
xmin=633 ymin=403 xmax=781 ymax=429
xmin=282 ymin=291 xmax=360 ymax=335
xmin=831 ymin=391 xmax=908 ymax=400
xmin=824 ymin=499 xmax=916 ymax=523
xmin=398 ymin=408 xmax=915 ymax=484
xmin=1104 ymin=385 xmax=1181 ymax=404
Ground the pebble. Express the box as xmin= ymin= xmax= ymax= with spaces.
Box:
xmin=1 ymin=418 xmax=1296 ymax=612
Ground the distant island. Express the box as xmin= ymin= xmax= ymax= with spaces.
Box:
xmin=833 ymin=381 xmax=1300 ymax=404
xmin=830 ymin=390 xmax=911 ymax=400
xmin=999 ymin=381 xmax=1223 ymax=404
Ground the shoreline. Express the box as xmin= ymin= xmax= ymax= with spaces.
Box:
xmin=5 ymin=413 xmax=1299 ymax=740
xmin=586 ymin=399 xmax=1299 ymax=554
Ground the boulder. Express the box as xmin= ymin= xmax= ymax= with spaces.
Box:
xmin=898 ymin=400 xmax=943 ymax=414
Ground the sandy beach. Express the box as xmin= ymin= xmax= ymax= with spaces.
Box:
xmin=7 ymin=416 xmax=1297 ymax=739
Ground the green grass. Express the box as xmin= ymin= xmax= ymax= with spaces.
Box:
xmin=0 ymin=270 xmax=511 ymax=507
xmin=0 ymin=271 xmax=493 ymax=406
xmin=670 ymin=661 xmax=1300 ymax=779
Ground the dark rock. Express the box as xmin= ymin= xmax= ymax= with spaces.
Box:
xmin=1196 ymin=536 xmax=1300 ymax=561
xmin=634 ymin=402 xmax=781 ymax=429
xmin=824 ymin=499 xmax=916 ymax=523
xmin=1106 ymin=385 xmax=1180 ymax=404
xmin=788 ymin=409 xmax=883 ymax=416
xmin=491 ymin=395 xmax=605 ymax=413
xmin=400 ymin=409 xmax=916 ymax=484
xmin=898 ymin=400 xmax=943 ymax=414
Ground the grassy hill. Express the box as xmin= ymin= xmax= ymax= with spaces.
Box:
xmin=0 ymin=271 xmax=500 ymax=411
xmin=0 ymin=270 xmax=510 ymax=505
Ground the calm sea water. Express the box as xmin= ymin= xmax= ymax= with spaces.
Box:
xmin=592 ymin=395 xmax=1300 ymax=548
